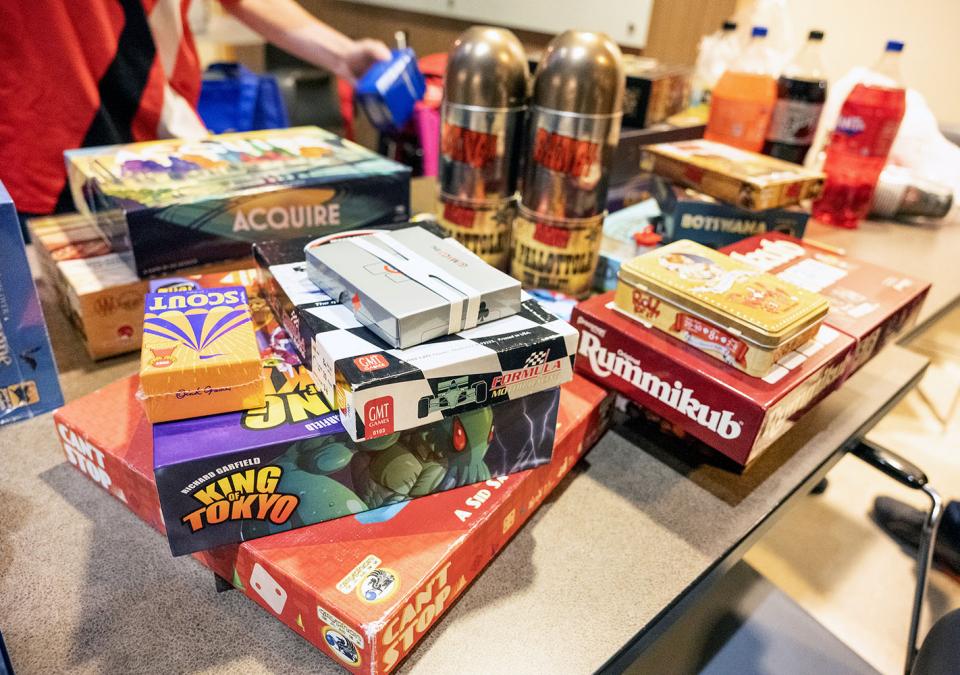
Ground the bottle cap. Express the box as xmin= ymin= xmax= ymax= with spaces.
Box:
xmin=751 ymin=26 xmax=768 ymax=38
xmin=722 ymin=20 xmax=737 ymax=31
xmin=886 ymin=40 xmax=904 ymax=52
xmin=808 ymin=30 xmax=824 ymax=41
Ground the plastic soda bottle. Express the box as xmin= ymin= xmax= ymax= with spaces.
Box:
xmin=763 ymin=30 xmax=828 ymax=164
xmin=704 ymin=26 xmax=777 ymax=152
xmin=812 ymin=40 xmax=907 ymax=228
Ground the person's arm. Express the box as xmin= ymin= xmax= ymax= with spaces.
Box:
xmin=220 ymin=0 xmax=391 ymax=83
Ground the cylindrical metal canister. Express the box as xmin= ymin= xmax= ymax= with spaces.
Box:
xmin=437 ymin=196 xmax=518 ymax=270
xmin=438 ymin=26 xmax=528 ymax=269
xmin=439 ymin=27 xmax=529 ymax=205
xmin=511 ymin=205 xmax=606 ymax=298
xmin=511 ymin=30 xmax=624 ymax=294
xmin=520 ymin=30 xmax=625 ymax=220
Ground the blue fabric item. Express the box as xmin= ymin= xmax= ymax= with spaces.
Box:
xmin=197 ymin=63 xmax=289 ymax=133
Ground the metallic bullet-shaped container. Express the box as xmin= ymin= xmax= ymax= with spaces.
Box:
xmin=520 ymin=30 xmax=625 ymax=220
xmin=439 ymin=26 xmax=529 ymax=206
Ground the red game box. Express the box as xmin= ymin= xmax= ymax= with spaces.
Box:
xmin=722 ymin=233 xmax=930 ymax=374
xmin=54 ymin=370 xmax=612 ymax=673
xmin=572 ymin=292 xmax=855 ymax=466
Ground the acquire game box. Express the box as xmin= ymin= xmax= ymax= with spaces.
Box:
xmin=65 ymin=127 xmax=411 ymax=277
xmin=0 ymin=181 xmax=63 ymax=425
xmin=572 ymin=292 xmax=854 ymax=466
xmin=722 ymin=233 xmax=930 ymax=375
xmin=54 ymin=344 xmax=611 ymax=672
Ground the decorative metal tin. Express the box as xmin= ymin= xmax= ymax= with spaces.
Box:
xmin=613 ymin=240 xmax=829 ymax=377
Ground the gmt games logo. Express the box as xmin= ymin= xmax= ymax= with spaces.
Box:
xmin=180 ymin=465 xmax=300 ymax=532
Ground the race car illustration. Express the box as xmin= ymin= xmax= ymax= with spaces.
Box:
xmin=417 ymin=376 xmax=488 ymax=419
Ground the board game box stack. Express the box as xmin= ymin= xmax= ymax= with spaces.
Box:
xmin=53 ymin=288 xmax=613 ymax=669
xmin=641 ymin=139 xmax=822 ymax=249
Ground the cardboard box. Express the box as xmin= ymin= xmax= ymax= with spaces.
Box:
xmin=652 ymin=176 xmax=809 ymax=248
xmin=152 ymin=315 xmax=560 ymax=555
xmin=305 ymin=226 xmax=522 ymax=349
xmin=722 ymin=233 xmax=930 ymax=374
xmin=0 ymin=182 xmax=63 ymax=424
xmin=66 ymin=127 xmax=411 ymax=277
xmin=140 ymin=286 xmax=265 ymax=422
xmin=572 ymin=292 xmax=855 ymax=466
xmin=621 ymin=60 xmax=692 ymax=129
xmin=641 ymin=139 xmax=825 ymax=210
xmin=54 ymin=361 xmax=611 ymax=673
xmin=311 ymin=291 xmax=577 ymax=442
xmin=29 ymin=213 xmax=253 ymax=360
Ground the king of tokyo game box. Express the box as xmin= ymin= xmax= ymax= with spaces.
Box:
xmin=53 ymin=339 xmax=611 ymax=671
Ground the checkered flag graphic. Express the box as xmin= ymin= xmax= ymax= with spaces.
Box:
xmin=523 ymin=349 xmax=550 ymax=368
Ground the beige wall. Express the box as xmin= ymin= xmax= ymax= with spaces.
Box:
xmin=301 ymin=0 xmax=737 ymax=65
xmin=737 ymin=0 xmax=960 ymax=124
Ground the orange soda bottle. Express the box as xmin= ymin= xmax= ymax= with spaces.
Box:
xmin=705 ymin=26 xmax=777 ymax=152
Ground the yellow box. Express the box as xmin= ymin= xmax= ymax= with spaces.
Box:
xmin=139 ymin=286 xmax=264 ymax=423
xmin=614 ymin=240 xmax=829 ymax=377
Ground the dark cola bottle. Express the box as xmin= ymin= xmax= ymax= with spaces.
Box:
xmin=763 ymin=30 xmax=828 ymax=164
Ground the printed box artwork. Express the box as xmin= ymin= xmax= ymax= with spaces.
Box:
xmin=147 ymin=311 xmax=559 ymax=555
xmin=0 ymin=182 xmax=63 ymax=424
xmin=614 ymin=240 xmax=829 ymax=378
xmin=311 ymin=294 xmax=577 ymax=442
xmin=305 ymin=226 xmax=522 ymax=349
xmin=54 ymin=322 xmax=612 ymax=673
xmin=65 ymin=127 xmax=411 ymax=277
xmin=572 ymin=292 xmax=854 ymax=467
xmin=28 ymin=212 xmax=254 ymax=360
xmin=652 ymin=176 xmax=809 ymax=248
xmin=139 ymin=286 xmax=265 ymax=423
xmin=721 ymin=233 xmax=931 ymax=374
xmin=642 ymin=139 xmax=825 ymax=210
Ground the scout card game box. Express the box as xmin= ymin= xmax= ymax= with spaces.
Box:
xmin=641 ymin=139 xmax=825 ymax=210
xmin=142 ymin=310 xmax=559 ymax=555
xmin=29 ymin=212 xmax=252 ymax=359
xmin=65 ymin=127 xmax=411 ymax=277
xmin=722 ymin=233 xmax=931 ymax=374
xmin=652 ymin=176 xmax=809 ymax=248
xmin=0 ymin=182 xmax=63 ymax=424
xmin=54 ymin=349 xmax=612 ymax=673
xmin=572 ymin=292 xmax=854 ymax=467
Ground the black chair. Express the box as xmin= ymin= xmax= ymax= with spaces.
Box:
xmin=850 ymin=440 xmax=953 ymax=675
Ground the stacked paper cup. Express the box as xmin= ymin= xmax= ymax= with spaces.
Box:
xmin=511 ymin=30 xmax=625 ymax=297
xmin=437 ymin=27 xmax=530 ymax=270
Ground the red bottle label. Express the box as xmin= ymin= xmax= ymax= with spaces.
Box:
xmin=830 ymin=89 xmax=904 ymax=158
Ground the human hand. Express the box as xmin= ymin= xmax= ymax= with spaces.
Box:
xmin=341 ymin=38 xmax=392 ymax=83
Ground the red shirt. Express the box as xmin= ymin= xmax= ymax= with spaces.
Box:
xmin=0 ymin=0 xmax=220 ymax=214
